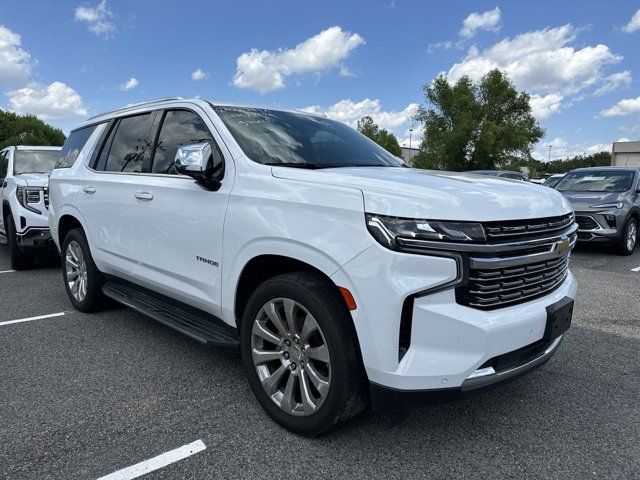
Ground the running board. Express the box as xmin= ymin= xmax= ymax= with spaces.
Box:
xmin=102 ymin=281 xmax=239 ymax=348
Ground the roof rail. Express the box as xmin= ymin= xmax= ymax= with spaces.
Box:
xmin=86 ymin=97 xmax=185 ymax=121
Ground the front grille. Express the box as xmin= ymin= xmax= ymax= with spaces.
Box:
xmin=484 ymin=213 xmax=574 ymax=242
xmin=43 ymin=186 xmax=49 ymax=210
xmin=575 ymin=215 xmax=598 ymax=231
xmin=456 ymin=255 xmax=570 ymax=310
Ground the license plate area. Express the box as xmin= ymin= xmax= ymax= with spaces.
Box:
xmin=544 ymin=296 xmax=573 ymax=341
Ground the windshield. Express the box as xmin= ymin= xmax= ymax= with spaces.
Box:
xmin=555 ymin=170 xmax=634 ymax=192
xmin=212 ymin=106 xmax=401 ymax=168
xmin=13 ymin=150 xmax=60 ymax=175
xmin=543 ymin=175 xmax=563 ymax=188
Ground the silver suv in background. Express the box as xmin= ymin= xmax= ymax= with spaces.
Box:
xmin=0 ymin=146 xmax=61 ymax=269
xmin=555 ymin=167 xmax=640 ymax=255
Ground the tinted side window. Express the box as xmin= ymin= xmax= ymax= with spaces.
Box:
xmin=152 ymin=110 xmax=215 ymax=175
xmin=56 ymin=124 xmax=99 ymax=169
xmin=105 ymin=114 xmax=153 ymax=173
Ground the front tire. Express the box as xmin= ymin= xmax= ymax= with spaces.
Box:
xmin=240 ymin=271 xmax=369 ymax=436
xmin=6 ymin=213 xmax=33 ymax=270
xmin=615 ymin=218 xmax=637 ymax=256
xmin=61 ymin=228 xmax=106 ymax=312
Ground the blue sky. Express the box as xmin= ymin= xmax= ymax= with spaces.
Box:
xmin=1 ymin=0 xmax=640 ymax=161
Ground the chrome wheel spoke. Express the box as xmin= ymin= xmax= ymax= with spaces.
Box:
xmin=299 ymin=313 xmax=318 ymax=343
xmin=265 ymin=302 xmax=288 ymax=336
xmin=66 ymin=270 xmax=79 ymax=281
xmin=280 ymin=372 xmax=297 ymax=413
xmin=252 ymin=348 xmax=283 ymax=365
xmin=253 ymin=320 xmax=282 ymax=345
xmin=65 ymin=240 xmax=88 ymax=302
xmin=305 ymin=362 xmax=330 ymax=396
xmin=299 ymin=370 xmax=317 ymax=415
xmin=306 ymin=344 xmax=329 ymax=363
xmin=261 ymin=364 xmax=287 ymax=396
xmin=282 ymin=298 xmax=297 ymax=334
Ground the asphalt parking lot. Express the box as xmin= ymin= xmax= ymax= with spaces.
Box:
xmin=1 ymin=242 xmax=639 ymax=480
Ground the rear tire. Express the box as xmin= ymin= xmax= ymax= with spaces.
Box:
xmin=6 ymin=213 xmax=33 ymax=270
xmin=61 ymin=228 xmax=106 ymax=312
xmin=240 ymin=271 xmax=369 ymax=436
xmin=615 ymin=218 xmax=637 ymax=256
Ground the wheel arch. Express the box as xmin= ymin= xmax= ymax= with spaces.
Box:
xmin=57 ymin=214 xmax=85 ymax=246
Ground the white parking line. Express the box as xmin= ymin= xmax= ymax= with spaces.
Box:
xmin=0 ymin=269 xmax=16 ymax=274
xmin=631 ymin=266 xmax=640 ymax=272
xmin=0 ymin=312 xmax=66 ymax=327
xmin=97 ymin=440 xmax=206 ymax=480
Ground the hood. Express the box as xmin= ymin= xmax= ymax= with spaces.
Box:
xmin=559 ymin=190 xmax=627 ymax=211
xmin=272 ymin=167 xmax=573 ymax=221
xmin=14 ymin=173 xmax=49 ymax=188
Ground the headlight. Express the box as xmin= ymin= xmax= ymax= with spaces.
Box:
xmin=366 ymin=213 xmax=485 ymax=249
xmin=16 ymin=186 xmax=43 ymax=214
xmin=589 ymin=202 xmax=623 ymax=209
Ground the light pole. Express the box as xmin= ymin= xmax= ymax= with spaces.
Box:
xmin=548 ymin=145 xmax=552 ymax=162
xmin=409 ymin=129 xmax=413 ymax=149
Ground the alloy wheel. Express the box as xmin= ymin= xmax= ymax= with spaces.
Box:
xmin=627 ymin=222 xmax=637 ymax=252
xmin=65 ymin=240 xmax=88 ymax=302
xmin=251 ymin=298 xmax=331 ymax=417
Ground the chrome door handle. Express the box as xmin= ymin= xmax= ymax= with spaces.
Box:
xmin=83 ymin=186 xmax=96 ymax=194
xmin=135 ymin=192 xmax=153 ymax=201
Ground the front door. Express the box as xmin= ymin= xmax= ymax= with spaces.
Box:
xmin=128 ymin=107 xmax=233 ymax=317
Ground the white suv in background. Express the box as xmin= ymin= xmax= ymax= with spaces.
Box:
xmin=48 ymin=98 xmax=578 ymax=435
xmin=0 ymin=145 xmax=61 ymax=269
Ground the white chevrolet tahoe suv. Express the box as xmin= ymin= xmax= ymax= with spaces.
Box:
xmin=49 ymin=98 xmax=578 ymax=435
xmin=0 ymin=145 xmax=61 ymax=269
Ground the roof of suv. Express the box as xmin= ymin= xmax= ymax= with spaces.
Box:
xmin=5 ymin=145 xmax=62 ymax=151
xmin=78 ymin=97 xmax=325 ymax=130
xmin=570 ymin=166 xmax=639 ymax=172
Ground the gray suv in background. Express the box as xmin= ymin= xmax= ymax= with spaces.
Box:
xmin=555 ymin=167 xmax=640 ymax=255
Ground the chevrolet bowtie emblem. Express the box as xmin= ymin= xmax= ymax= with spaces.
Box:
xmin=555 ymin=237 xmax=570 ymax=254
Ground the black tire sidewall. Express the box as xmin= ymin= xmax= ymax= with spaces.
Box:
xmin=61 ymin=228 xmax=104 ymax=312
xmin=240 ymin=272 xmax=366 ymax=436
xmin=6 ymin=213 xmax=31 ymax=270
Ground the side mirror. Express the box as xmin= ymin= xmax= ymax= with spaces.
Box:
xmin=174 ymin=142 xmax=223 ymax=191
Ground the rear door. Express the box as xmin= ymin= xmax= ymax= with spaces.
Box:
xmin=81 ymin=113 xmax=155 ymax=279
xmin=128 ymin=107 xmax=233 ymax=316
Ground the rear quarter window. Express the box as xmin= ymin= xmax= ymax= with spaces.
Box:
xmin=56 ymin=124 xmax=100 ymax=169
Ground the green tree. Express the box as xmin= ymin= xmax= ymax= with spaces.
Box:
xmin=357 ymin=115 xmax=403 ymax=157
xmin=0 ymin=110 xmax=65 ymax=150
xmin=413 ymin=69 xmax=544 ymax=171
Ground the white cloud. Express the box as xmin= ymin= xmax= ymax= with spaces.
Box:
xmin=302 ymin=98 xmax=420 ymax=147
xmin=460 ymin=7 xmax=502 ymax=38
xmin=594 ymin=70 xmax=632 ymax=95
xmin=0 ymin=26 xmax=32 ymax=86
xmin=535 ymin=137 xmax=611 ymax=161
xmin=7 ymin=81 xmax=87 ymax=121
xmin=119 ymin=77 xmax=138 ymax=91
xmin=74 ymin=0 xmax=116 ymax=38
xmin=622 ymin=9 xmax=640 ymax=33
xmin=233 ymin=26 xmax=365 ymax=93
xmin=303 ymin=98 xmax=418 ymax=130
xmin=530 ymin=93 xmax=564 ymax=119
xmin=600 ymin=96 xmax=640 ymax=117
xmin=191 ymin=68 xmax=208 ymax=81
xmin=617 ymin=137 xmax=631 ymax=142
xmin=448 ymin=25 xmax=621 ymax=96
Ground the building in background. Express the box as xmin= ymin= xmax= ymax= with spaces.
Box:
xmin=611 ymin=141 xmax=640 ymax=167
xmin=400 ymin=146 xmax=419 ymax=165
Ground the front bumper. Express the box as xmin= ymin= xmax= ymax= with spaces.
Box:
xmin=371 ymin=335 xmax=564 ymax=411
xmin=332 ymin=237 xmax=577 ymax=394
xmin=16 ymin=227 xmax=55 ymax=251
xmin=575 ymin=211 xmax=623 ymax=243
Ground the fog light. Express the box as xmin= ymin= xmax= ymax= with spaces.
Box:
xmin=605 ymin=215 xmax=616 ymax=229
